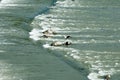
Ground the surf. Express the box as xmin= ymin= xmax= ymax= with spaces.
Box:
xmin=29 ymin=0 xmax=120 ymax=80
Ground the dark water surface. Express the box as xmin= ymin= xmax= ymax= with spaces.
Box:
xmin=0 ymin=0 xmax=120 ymax=80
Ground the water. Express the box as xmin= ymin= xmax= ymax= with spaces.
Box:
xmin=0 ymin=0 xmax=120 ymax=80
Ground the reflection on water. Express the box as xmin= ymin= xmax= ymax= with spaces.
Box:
xmin=0 ymin=0 xmax=120 ymax=80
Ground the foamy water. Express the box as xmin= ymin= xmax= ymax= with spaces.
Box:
xmin=29 ymin=0 xmax=120 ymax=80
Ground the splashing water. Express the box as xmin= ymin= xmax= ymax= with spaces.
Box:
xmin=29 ymin=0 xmax=120 ymax=80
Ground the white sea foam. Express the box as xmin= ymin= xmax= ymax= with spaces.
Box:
xmin=43 ymin=44 xmax=51 ymax=48
xmin=29 ymin=28 xmax=42 ymax=41
xmin=56 ymin=0 xmax=81 ymax=7
xmin=29 ymin=0 xmax=120 ymax=79
xmin=88 ymin=72 xmax=104 ymax=80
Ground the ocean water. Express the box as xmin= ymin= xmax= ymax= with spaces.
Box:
xmin=0 ymin=0 xmax=120 ymax=80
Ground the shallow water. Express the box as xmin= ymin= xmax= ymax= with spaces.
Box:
xmin=0 ymin=0 xmax=120 ymax=80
